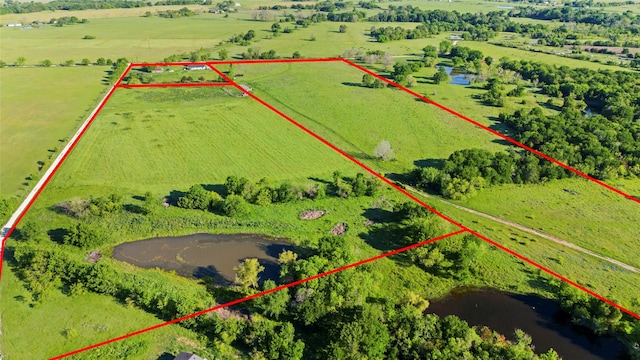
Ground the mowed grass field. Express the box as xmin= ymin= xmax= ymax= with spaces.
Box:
xmin=230 ymin=61 xmax=507 ymax=175
xmin=0 ymin=66 xmax=106 ymax=198
xmin=0 ymin=13 xmax=273 ymax=64
xmin=35 ymin=85 xmax=374 ymax=206
xmin=232 ymin=61 xmax=640 ymax=271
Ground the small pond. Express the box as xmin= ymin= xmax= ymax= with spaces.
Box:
xmin=428 ymin=287 xmax=626 ymax=359
xmin=112 ymin=233 xmax=293 ymax=285
xmin=445 ymin=66 xmax=477 ymax=86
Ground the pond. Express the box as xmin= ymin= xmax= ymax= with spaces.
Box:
xmin=445 ymin=66 xmax=477 ymax=86
xmin=428 ymin=287 xmax=626 ymax=359
xmin=112 ymin=233 xmax=293 ymax=285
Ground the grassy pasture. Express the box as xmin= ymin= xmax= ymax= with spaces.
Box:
xmin=0 ymin=264 xmax=213 ymax=360
xmin=0 ymin=13 xmax=273 ymax=64
xmin=37 ymin=86 xmax=369 ymax=205
xmin=0 ymin=66 xmax=106 ymax=198
xmin=1 ymin=5 xmax=630 ymax=73
xmin=412 ymin=190 xmax=640 ymax=314
xmin=233 ymin=61 xmax=640 ymax=280
xmin=461 ymin=178 xmax=640 ymax=268
xmin=229 ymin=61 xmax=508 ymax=175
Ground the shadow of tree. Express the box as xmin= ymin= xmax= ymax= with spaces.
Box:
xmin=48 ymin=227 xmax=68 ymax=244
xmin=201 ymin=183 xmax=227 ymax=196
xmin=414 ymin=158 xmax=445 ymax=169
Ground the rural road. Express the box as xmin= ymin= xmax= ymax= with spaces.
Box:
xmin=404 ymin=185 xmax=640 ymax=273
xmin=1 ymin=82 xmax=119 ymax=251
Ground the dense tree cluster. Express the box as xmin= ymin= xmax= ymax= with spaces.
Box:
xmin=241 ymin=48 xmax=279 ymax=60
xmin=370 ymin=24 xmax=437 ymax=42
xmin=367 ymin=7 xmax=509 ymax=41
xmin=493 ymin=58 xmax=640 ymax=179
xmin=499 ymin=107 xmax=640 ymax=179
xmin=361 ymin=73 xmax=386 ymax=88
xmin=156 ymin=7 xmax=197 ymax=18
xmin=107 ymin=57 xmax=130 ymax=84
xmin=511 ymin=6 xmax=640 ymax=31
xmin=13 ymin=244 xmax=212 ymax=322
xmin=175 ymin=173 xmax=379 ymax=217
xmin=410 ymin=148 xmax=572 ymax=199
xmin=48 ymin=16 xmax=88 ymax=26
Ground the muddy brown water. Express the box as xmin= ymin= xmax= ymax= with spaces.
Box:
xmin=428 ymin=287 xmax=627 ymax=359
xmin=112 ymin=233 xmax=293 ymax=285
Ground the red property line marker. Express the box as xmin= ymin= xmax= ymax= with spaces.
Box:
xmin=470 ymin=230 xmax=640 ymax=320
xmin=0 ymin=63 xmax=133 ymax=281
xmin=207 ymin=63 xmax=640 ymax=320
xmin=51 ymin=230 xmax=467 ymax=359
xmin=206 ymin=63 xmax=468 ymax=231
xmin=130 ymin=58 xmax=343 ymax=68
xmin=118 ymin=82 xmax=234 ymax=88
xmin=341 ymin=59 xmax=640 ymax=205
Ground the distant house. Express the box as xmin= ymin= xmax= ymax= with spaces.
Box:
xmin=173 ymin=352 xmax=205 ymax=360
xmin=449 ymin=34 xmax=463 ymax=40
xmin=184 ymin=64 xmax=208 ymax=71
xmin=5 ymin=23 xmax=22 ymax=27
xmin=239 ymin=84 xmax=252 ymax=96
xmin=152 ymin=68 xmax=164 ymax=74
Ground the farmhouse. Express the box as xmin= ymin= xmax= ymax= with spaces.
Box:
xmin=449 ymin=34 xmax=463 ymax=40
xmin=5 ymin=23 xmax=22 ymax=27
xmin=152 ymin=68 xmax=164 ymax=74
xmin=184 ymin=64 xmax=208 ymax=71
xmin=173 ymin=352 xmax=205 ymax=360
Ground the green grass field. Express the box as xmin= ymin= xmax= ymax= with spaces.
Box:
xmin=36 ymin=86 xmax=371 ymax=205
xmin=0 ymin=264 xmax=215 ymax=359
xmin=413 ymin=190 xmax=640 ymax=314
xmin=230 ymin=61 xmax=508 ymax=173
xmin=1 ymin=4 xmax=630 ymax=73
xmin=0 ymin=66 xmax=107 ymax=198
xmin=2 ymin=1 xmax=639 ymax=356
xmin=230 ymin=61 xmax=640 ymax=280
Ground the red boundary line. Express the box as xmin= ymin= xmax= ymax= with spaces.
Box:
xmin=339 ymin=59 xmax=640 ymax=204
xmin=118 ymin=82 xmax=234 ymax=88
xmin=0 ymin=63 xmax=133 ymax=280
xmin=0 ymin=58 xmax=631 ymax=358
xmin=50 ymin=230 xmax=467 ymax=359
xmin=208 ymin=62 xmax=640 ymax=321
xmin=206 ymin=63 xmax=468 ymax=231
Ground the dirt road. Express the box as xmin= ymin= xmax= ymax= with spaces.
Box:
xmin=405 ymin=185 xmax=640 ymax=273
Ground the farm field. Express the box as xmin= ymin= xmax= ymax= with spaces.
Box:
xmin=1 ymin=0 xmax=640 ymax=358
xmin=230 ymin=61 xmax=640 ymax=271
xmin=1 ymin=7 xmax=630 ymax=74
xmin=0 ymin=66 xmax=106 ymax=198
xmin=34 ymin=86 xmax=372 ymax=205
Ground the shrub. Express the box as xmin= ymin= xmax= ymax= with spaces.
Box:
xmin=222 ymin=195 xmax=250 ymax=217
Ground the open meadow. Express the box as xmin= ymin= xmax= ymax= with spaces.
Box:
xmin=1 ymin=0 xmax=639 ymax=357
xmin=0 ymin=66 xmax=106 ymax=198
xmin=230 ymin=60 xmax=640 ymax=282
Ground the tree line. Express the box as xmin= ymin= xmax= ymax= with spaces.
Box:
xmin=409 ymin=148 xmax=571 ymax=200
xmin=176 ymin=172 xmax=381 ymax=215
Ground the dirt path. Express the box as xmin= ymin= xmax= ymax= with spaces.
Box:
xmin=1 ymin=82 xmax=118 ymax=242
xmin=404 ymin=185 xmax=640 ymax=273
